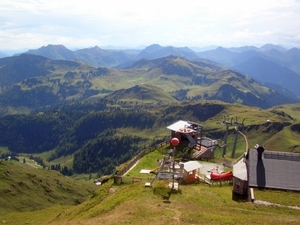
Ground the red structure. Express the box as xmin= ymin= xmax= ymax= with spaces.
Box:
xmin=210 ymin=171 xmax=233 ymax=180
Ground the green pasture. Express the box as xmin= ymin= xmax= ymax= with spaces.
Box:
xmin=1 ymin=146 xmax=300 ymax=225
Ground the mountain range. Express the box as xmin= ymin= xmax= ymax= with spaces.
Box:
xmin=198 ymin=46 xmax=300 ymax=97
xmin=0 ymin=52 xmax=299 ymax=116
xmin=2 ymin=43 xmax=298 ymax=100
xmin=1 ymin=43 xmax=300 ymax=222
xmin=1 ymin=43 xmax=300 ymax=223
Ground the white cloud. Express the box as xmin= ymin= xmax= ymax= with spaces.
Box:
xmin=0 ymin=0 xmax=300 ymax=50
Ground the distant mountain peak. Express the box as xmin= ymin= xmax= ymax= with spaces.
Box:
xmin=143 ymin=44 xmax=163 ymax=52
xmin=34 ymin=44 xmax=70 ymax=52
xmin=259 ymin=44 xmax=286 ymax=52
xmin=91 ymin=46 xmax=102 ymax=50
xmin=215 ymin=46 xmax=230 ymax=52
xmin=136 ymin=44 xmax=197 ymax=60
xmin=45 ymin=44 xmax=66 ymax=48
xmin=26 ymin=44 xmax=76 ymax=60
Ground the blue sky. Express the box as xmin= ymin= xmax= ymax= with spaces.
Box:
xmin=1 ymin=0 xmax=300 ymax=51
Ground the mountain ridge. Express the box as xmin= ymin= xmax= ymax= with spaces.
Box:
xmin=233 ymin=56 xmax=300 ymax=96
xmin=0 ymin=54 xmax=298 ymax=116
xmin=1 ymin=43 xmax=300 ymax=224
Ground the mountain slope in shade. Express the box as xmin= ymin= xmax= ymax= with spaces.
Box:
xmin=0 ymin=54 xmax=51 ymax=89
xmin=198 ymin=46 xmax=300 ymax=97
xmin=283 ymin=48 xmax=300 ymax=74
xmin=262 ymin=82 xmax=298 ymax=100
xmin=197 ymin=46 xmax=240 ymax=66
xmin=0 ymin=54 xmax=89 ymax=90
xmin=74 ymin=46 xmax=134 ymax=67
xmin=233 ymin=57 xmax=300 ymax=97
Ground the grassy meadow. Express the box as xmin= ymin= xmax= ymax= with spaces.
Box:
xmin=1 ymin=148 xmax=300 ymax=225
xmin=0 ymin=160 xmax=97 ymax=217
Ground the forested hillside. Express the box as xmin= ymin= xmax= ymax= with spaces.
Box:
xmin=0 ymin=102 xmax=159 ymax=175
xmin=0 ymin=49 xmax=299 ymax=178
xmin=1 ymin=100 xmax=299 ymax=176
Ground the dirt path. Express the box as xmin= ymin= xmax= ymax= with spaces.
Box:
xmin=254 ymin=200 xmax=300 ymax=210
xmin=123 ymin=160 xmax=140 ymax=176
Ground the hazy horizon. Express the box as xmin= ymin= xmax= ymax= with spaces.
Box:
xmin=1 ymin=42 xmax=298 ymax=56
xmin=1 ymin=0 xmax=300 ymax=52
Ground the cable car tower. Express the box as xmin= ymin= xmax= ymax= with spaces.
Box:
xmin=231 ymin=116 xmax=245 ymax=158
xmin=218 ymin=115 xmax=245 ymax=158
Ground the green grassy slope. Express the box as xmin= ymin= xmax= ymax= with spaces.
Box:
xmin=199 ymin=102 xmax=300 ymax=154
xmin=0 ymin=160 xmax=97 ymax=216
xmin=0 ymin=99 xmax=299 ymax=223
xmin=48 ymin=149 xmax=300 ymax=225
xmin=105 ymin=84 xmax=178 ymax=104
xmin=2 ymin=149 xmax=299 ymax=225
xmin=1 ymin=54 xmax=298 ymax=116
xmin=270 ymin=103 xmax=300 ymax=121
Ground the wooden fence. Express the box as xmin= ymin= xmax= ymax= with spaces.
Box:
xmin=114 ymin=141 xmax=170 ymax=184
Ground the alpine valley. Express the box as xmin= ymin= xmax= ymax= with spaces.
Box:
xmin=0 ymin=44 xmax=300 ymax=224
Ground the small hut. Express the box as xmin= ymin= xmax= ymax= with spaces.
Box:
xmin=180 ymin=161 xmax=202 ymax=184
